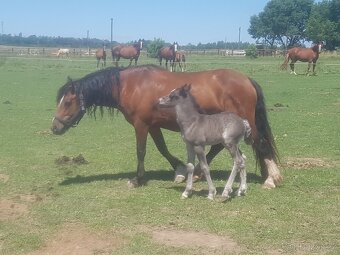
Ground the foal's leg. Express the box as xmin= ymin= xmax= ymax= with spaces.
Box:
xmin=222 ymin=144 xmax=245 ymax=199
xmin=182 ymin=143 xmax=196 ymax=199
xmin=149 ymin=127 xmax=186 ymax=183
xmin=193 ymin=144 xmax=224 ymax=181
xmin=236 ymin=153 xmax=247 ymax=197
xmin=195 ymin=146 xmax=216 ymax=200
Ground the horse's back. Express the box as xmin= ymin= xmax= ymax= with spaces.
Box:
xmin=120 ymin=67 xmax=257 ymax=125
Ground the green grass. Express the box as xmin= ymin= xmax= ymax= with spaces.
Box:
xmin=0 ymin=54 xmax=339 ymax=254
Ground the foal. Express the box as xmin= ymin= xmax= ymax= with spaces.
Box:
xmin=158 ymin=84 xmax=253 ymax=200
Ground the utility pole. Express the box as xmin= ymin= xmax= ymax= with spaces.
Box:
xmin=87 ymin=30 xmax=89 ymax=54
xmin=110 ymin=18 xmax=113 ymax=46
xmin=1 ymin=21 xmax=3 ymax=34
xmin=238 ymin=27 xmax=241 ymax=44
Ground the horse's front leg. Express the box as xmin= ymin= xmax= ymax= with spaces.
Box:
xmin=128 ymin=123 xmax=149 ymax=188
xmin=149 ymin=127 xmax=186 ymax=183
xmin=182 ymin=143 xmax=196 ymax=199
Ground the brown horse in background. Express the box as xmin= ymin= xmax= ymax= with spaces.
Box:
xmin=280 ymin=42 xmax=323 ymax=75
xmin=51 ymin=65 xmax=283 ymax=190
xmin=95 ymin=46 xmax=106 ymax=68
xmin=158 ymin=42 xmax=178 ymax=71
xmin=111 ymin=39 xmax=143 ymax=66
xmin=174 ymin=51 xmax=186 ymax=72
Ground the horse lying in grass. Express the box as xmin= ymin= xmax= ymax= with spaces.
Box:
xmin=158 ymin=84 xmax=253 ymax=200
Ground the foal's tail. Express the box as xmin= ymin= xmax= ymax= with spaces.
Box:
xmin=250 ymin=79 xmax=279 ymax=179
xmin=280 ymin=52 xmax=290 ymax=70
xmin=243 ymin=119 xmax=253 ymax=145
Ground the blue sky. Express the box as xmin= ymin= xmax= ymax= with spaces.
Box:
xmin=1 ymin=0 xmax=271 ymax=44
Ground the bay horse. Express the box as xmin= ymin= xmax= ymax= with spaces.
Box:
xmin=174 ymin=51 xmax=186 ymax=72
xmin=51 ymin=64 xmax=283 ymax=190
xmin=280 ymin=42 xmax=323 ymax=75
xmin=95 ymin=46 xmax=106 ymax=68
xmin=158 ymin=42 xmax=178 ymax=72
xmin=111 ymin=39 xmax=143 ymax=67
xmin=57 ymin=48 xmax=70 ymax=58
xmin=158 ymin=84 xmax=253 ymax=200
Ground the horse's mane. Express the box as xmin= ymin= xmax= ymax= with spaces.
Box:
xmin=182 ymin=87 xmax=206 ymax=114
xmin=56 ymin=65 xmax=166 ymax=117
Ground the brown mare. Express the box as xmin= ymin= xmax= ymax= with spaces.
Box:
xmin=95 ymin=46 xmax=106 ymax=68
xmin=174 ymin=51 xmax=186 ymax=72
xmin=280 ymin=42 xmax=323 ymax=75
xmin=111 ymin=39 xmax=143 ymax=67
xmin=51 ymin=65 xmax=283 ymax=189
xmin=158 ymin=42 xmax=178 ymax=72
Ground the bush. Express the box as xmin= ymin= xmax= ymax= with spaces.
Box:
xmin=147 ymin=38 xmax=165 ymax=58
xmin=246 ymin=44 xmax=258 ymax=58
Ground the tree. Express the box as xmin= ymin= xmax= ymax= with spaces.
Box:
xmin=306 ymin=0 xmax=340 ymax=50
xmin=146 ymin=38 xmax=164 ymax=58
xmin=248 ymin=0 xmax=314 ymax=48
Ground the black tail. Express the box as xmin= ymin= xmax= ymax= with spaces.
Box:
xmin=250 ymin=79 xmax=279 ymax=179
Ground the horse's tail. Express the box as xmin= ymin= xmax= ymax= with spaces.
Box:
xmin=280 ymin=52 xmax=290 ymax=70
xmin=242 ymin=119 xmax=253 ymax=145
xmin=250 ymin=79 xmax=279 ymax=179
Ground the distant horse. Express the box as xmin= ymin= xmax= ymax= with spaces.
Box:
xmin=51 ymin=65 xmax=282 ymax=189
xmin=111 ymin=39 xmax=143 ymax=67
xmin=280 ymin=42 xmax=323 ymax=75
xmin=158 ymin=84 xmax=253 ymax=200
xmin=95 ymin=46 xmax=106 ymax=68
xmin=57 ymin=48 xmax=70 ymax=58
xmin=174 ymin=51 xmax=186 ymax=72
xmin=158 ymin=42 xmax=178 ymax=71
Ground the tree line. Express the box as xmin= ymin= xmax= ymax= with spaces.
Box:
xmin=248 ymin=0 xmax=340 ymax=50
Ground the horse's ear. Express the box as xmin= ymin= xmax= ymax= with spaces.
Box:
xmin=67 ymin=76 xmax=76 ymax=95
xmin=183 ymin=84 xmax=191 ymax=92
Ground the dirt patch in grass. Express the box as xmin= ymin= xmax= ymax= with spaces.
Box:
xmin=55 ymin=154 xmax=88 ymax=165
xmin=0 ymin=199 xmax=28 ymax=220
xmin=0 ymin=194 xmax=43 ymax=220
xmin=283 ymin=157 xmax=332 ymax=169
xmin=0 ymin=173 xmax=10 ymax=183
xmin=152 ymin=228 xmax=242 ymax=254
xmin=27 ymin=223 xmax=125 ymax=255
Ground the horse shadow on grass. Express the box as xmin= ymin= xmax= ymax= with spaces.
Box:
xmin=59 ymin=169 xmax=263 ymax=189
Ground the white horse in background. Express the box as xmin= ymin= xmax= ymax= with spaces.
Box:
xmin=57 ymin=48 xmax=70 ymax=58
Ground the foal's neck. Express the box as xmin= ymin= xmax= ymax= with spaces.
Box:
xmin=175 ymin=96 xmax=200 ymax=128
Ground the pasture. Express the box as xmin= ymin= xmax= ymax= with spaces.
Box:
xmin=0 ymin=53 xmax=339 ymax=254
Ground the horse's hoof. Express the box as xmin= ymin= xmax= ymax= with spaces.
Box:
xmin=174 ymin=175 xmax=185 ymax=183
xmin=127 ymin=178 xmax=139 ymax=188
xmin=262 ymin=177 xmax=276 ymax=189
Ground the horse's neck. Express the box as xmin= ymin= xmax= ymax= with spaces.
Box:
xmin=175 ymin=99 xmax=200 ymax=130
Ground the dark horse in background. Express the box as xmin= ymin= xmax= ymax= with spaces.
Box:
xmin=280 ymin=42 xmax=323 ymax=75
xmin=158 ymin=42 xmax=178 ymax=72
xmin=51 ymin=65 xmax=283 ymax=189
xmin=95 ymin=46 xmax=106 ymax=68
xmin=111 ymin=39 xmax=143 ymax=67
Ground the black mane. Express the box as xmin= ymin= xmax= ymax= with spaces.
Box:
xmin=56 ymin=65 xmax=165 ymax=117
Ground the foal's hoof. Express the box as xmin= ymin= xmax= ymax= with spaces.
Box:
xmin=174 ymin=175 xmax=185 ymax=183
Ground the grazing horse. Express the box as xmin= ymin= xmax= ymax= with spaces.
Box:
xmin=111 ymin=39 xmax=143 ymax=67
xmin=158 ymin=42 xmax=178 ymax=72
xmin=95 ymin=46 xmax=106 ymax=68
xmin=174 ymin=51 xmax=186 ymax=72
xmin=51 ymin=64 xmax=283 ymax=189
xmin=57 ymin=48 xmax=70 ymax=58
xmin=158 ymin=84 xmax=253 ymax=200
xmin=280 ymin=42 xmax=323 ymax=75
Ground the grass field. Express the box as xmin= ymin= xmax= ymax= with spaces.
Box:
xmin=0 ymin=53 xmax=339 ymax=255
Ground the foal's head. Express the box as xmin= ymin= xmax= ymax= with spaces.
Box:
xmin=158 ymin=84 xmax=192 ymax=108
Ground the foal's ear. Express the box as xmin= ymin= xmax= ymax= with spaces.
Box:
xmin=183 ymin=84 xmax=192 ymax=92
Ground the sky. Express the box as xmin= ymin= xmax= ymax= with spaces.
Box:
xmin=0 ymin=0 xmax=272 ymax=45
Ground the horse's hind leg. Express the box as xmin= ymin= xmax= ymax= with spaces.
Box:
xmin=149 ymin=127 xmax=186 ymax=183
xmin=236 ymin=153 xmax=247 ymax=197
xmin=290 ymin=61 xmax=297 ymax=75
xmin=222 ymin=144 xmax=245 ymax=200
